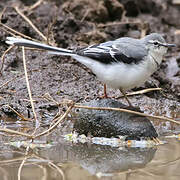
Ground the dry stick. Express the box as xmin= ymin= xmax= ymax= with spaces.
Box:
xmin=98 ymin=20 xmax=142 ymax=28
xmin=33 ymin=153 xmax=65 ymax=180
xmin=34 ymin=105 xmax=73 ymax=139
xmin=73 ymin=105 xmax=180 ymax=125
xmin=80 ymin=9 xmax=90 ymax=22
xmin=0 ymin=127 xmax=32 ymax=137
xmin=43 ymin=95 xmax=180 ymax=125
xmin=4 ymin=105 xmax=31 ymax=121
xmin=125 ymin=88 xmax=162 ymax=97
xmin=18 ymin=146 xmax=30 ymax=180
xmin=0 ymin=154 xmax=34 ymax=165
xmin=48 ymin=161 xmax=65 ymax=180
xmin=26 ymin=0 xmax=44 ymax=12
xmin=0 ymin=26 xmax=15 ymax=37
xmin=22 ymin=47 xmax=39 ymax=132
xmin=14 ymin=6 xmax=47 ymax=41
xmin=0 ymin=7 xmax=6 ymax=21
xmin=0 ymin=23 xmax=37 ymax=41
xmin=0 ymin=45 xmax=14 ymax=73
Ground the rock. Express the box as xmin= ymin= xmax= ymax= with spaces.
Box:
xmin=73 ymin=99 xmax=158 ymax=140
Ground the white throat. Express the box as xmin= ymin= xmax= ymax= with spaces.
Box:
xmin=148 ymin=46 xmax=167 ymax=66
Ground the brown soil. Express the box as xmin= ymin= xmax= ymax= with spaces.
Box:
xmin=0 ymin=0 xmax=179 ymax=122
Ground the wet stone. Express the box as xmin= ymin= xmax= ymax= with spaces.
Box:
xmin=73 ymin=99 xmax=158 ymax=140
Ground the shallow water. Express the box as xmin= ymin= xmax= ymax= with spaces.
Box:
xmin=0 ymin=132 xmax=180 ymax=180
xmin=0 ymin=105 xmax=180 ymax=180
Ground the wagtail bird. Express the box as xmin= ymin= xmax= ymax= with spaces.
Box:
xmin=6 ymin=33 xmax=175 ymax=106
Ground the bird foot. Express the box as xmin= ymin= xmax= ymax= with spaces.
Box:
xmin=99 ymin=94 xmax=109 ymax=99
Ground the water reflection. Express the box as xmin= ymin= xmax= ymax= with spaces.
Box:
xmin=0 ymin=138 xmax=180 ymax=180
xmin=66 ymin=144 xmax=156 ymax=174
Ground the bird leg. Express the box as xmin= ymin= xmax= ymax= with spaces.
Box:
xmin=99 ymin=84 xmax=108 ymax=98
xmin=119 ymin=88 xmax=132 ymax=107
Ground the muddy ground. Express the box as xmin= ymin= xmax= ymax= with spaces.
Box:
xmin=0 ymin=0 xmax=179 ymax=126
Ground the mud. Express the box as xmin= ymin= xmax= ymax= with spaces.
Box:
xmin=0 ymin=0 xmax=179 ymax=125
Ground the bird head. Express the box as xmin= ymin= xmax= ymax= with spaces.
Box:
xmin=142 ymin=33 xmax=175 ymax=65
xmin=143 ymin=33 xmax=175 ymax=55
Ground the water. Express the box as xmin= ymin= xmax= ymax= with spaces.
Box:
xmin=0 ymin=132 xmax=180 ymax=180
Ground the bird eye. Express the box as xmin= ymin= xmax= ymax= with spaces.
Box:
xmin=153 ymin=41 xmax=159 ymax=45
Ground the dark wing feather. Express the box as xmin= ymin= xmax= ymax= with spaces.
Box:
xmin=75 ymin=38 xmax=147 ymax=65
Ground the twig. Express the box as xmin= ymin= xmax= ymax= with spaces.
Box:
xmin=98 ymin=20 xmax=142 ymax=28
xmin=0 ymin=22 xmax=37 ymax=41
xmin=32 ymin=153 xmax=65 ymax=180
xmin=0 ymin=45 xmax=14 ymax=73
xmin=80 ymin=9 xmax=90 ymax=22
xmin=22 ymin=47 xmax=39 ymax=133
xmin=48 ymin=162 xmax=65 ymax=180
xmin=73 ymin=104 xmax=180 ymax=125
xmin=18 ymin=145 xmax=30 ymax=180
xmin=42 ymin=93 xmax=59 ymax=105
xmin=0 ymin=127 xmax=32 ymax=137
xmin=26 ymin=0 xmax=44 ymax=12
xmin=43 ymin=96 xmax=180 ymax=125
xmin=34 ymin=104 xmax=73 ymax=139
xmin=125 ymin=88 xmax=162 ymax=97
xmin=4 ymin=105 xmax=31 ymax=121
xmin=0 ymin=26 xmax=15 ymax=37
xmin=14 ymin=6 xmax=47 ymax=41
xmin=0 ymin=7 xmax=6 ymax=21
xmin=18 ymin=159 xmax=26 ymax=180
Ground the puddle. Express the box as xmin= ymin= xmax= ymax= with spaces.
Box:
xmin=0 ymin=129 xmax=180 ymax=180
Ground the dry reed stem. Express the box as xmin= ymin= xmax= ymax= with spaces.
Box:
xmin=4 ymin=105 xmax=31 ymax=121
xmin=26 ymin=0 xmax=44 ymax=12
xmin=0 ymin=26 xmax=15 ymax=37
xmin=34 ymin=104 xmax=74 ymax=139
xmin=73 ymin=104 xmax=180 ymax=125
xmin=98 ymin=20 xmax=142 ymax=28
xmin=0 ymin=156 xmax=30 ymax=164
xmin=0 ymin=22 xmax=37 ymax=41
xmin=0 ymin=127 xmax=32 ymax=137
xmin=0 ymin=7 xmax=6 ymax=21
xmin=22 ymin=47 xmax=39 ymax=133
xmin=33 ymin=153 xmax=65 ymax=180
xmin=125 ymin=88 xmax=162 ymax=97
xmin=43 ymin=95 xmax=180 ymax=125
xmin=14 ymin=6 xmax=47 ymax=41
xmin=18 ymin=146 xmax=30 ymax=180
xmin=48 ymin=162 xmax=65 ymax=180
xmin=17 ymin=157 xmax=27 ymax=180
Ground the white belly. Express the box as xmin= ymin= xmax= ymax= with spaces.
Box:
xmin=99 ymin=62 xmax=154 ymax=90
xmin=73 ymin=55 xmax=158 ymax=90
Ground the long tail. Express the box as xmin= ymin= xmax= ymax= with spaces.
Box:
xmin=6 ymin=37 xmax=74 ymax=56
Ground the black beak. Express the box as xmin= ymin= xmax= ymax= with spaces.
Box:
xmin=161 ymin=43 xmax=176 ymax=47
